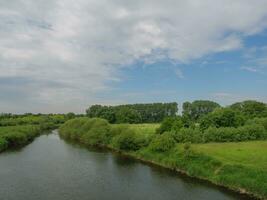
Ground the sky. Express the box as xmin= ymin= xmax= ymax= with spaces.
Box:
xmin=0 ymin=0 xmax=267 ymax=114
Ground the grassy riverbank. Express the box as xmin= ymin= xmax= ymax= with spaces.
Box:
xmin=59 ymin=118 xmax=267 ymax=199
xmin=0 ymin=116 xmax=62 ymax=152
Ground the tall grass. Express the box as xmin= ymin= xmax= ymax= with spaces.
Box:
xmin=0 ymin=117 xmax=60 ymax=152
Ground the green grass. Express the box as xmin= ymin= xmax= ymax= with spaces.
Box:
xmin=190 ymin=141 xmax=267 ymax=172
xmin=0 ymin=118 xmax=59 ymax=152
xmin=113 ymin=123 xmax=159 ymax=135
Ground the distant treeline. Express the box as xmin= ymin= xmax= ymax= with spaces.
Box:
xmin=0 ymin=112 xmax=83 ymax=127
xmin=86 ymin=102 xmax=178 ymax=123
xmin=86 ymin=100 xmax=267 ymax=125
xmin=157 ymin=100 xmax=267 ymax=143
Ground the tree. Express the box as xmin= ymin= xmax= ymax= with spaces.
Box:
xmin=230 ymin=100 xmax=267 ymax=118
xmin=200 ymin=108 xmax=245 ymax=130
xmin=115 ymin=108 xmax=141 ymax=124
xmin=86 ymin=102 xmax=178 ymax=123
xmin=66 ymin=112 xmax=75 ymax=120
xmin=157 ymin=116 xmax=184 ymax=134
xmin=182 ymin=100 xmax=221 ymax=121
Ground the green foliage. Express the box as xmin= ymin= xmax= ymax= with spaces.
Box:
xmin=59 ymin=117 xmax=267 ymax=198
xmin=0 ymin=125 xmax=44 ymax=150
xmin=60 ymin=118 xmax=151 ymax=150
xmin=230 ymin=100 xmax=267 ymax=118
xmin=0 ymin=137 xmax=8 ymax=151
xmin=183 ymin=142 xmax=192 ymax=158
xmin=66 ymin=112 xmax=76 ymax=120
xmin=81 ymin=119 xmax=112 ymax=146
xmin=86 ymin=102 xmax=178 ymax=123
xmin=115 ymin=107 xmax=141 ymax=124
xmin=203 ymin=124 xmax=267 ymax=142
xmin=59 ymin=117 xmax=112 ymax=146
xmin=112 ymin=129 xmax=148 ymax=151
xmin=183 ymin=100 xmax=221 ymax=121
xmin=173 ymin=127 xmax=203 ymax=143
xmin=156 ymin=116 xmax=184 ymax=134
xmin=200 ymin=108 xmax=245 ymax=130
xmin=0 ymin=114 xmax=61 ymax=152
xmin=59 ymin=117 xmax=88 ymax=139
xmin=0 ymin=114 xmax=67 ymax=127
xmin=246 ymin=117 xmax=267 ymax=130
xmin=149 ymin=132 xmax=176 ymax=152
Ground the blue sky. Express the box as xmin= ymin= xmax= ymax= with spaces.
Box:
xmin=101 ymin=31 xmax=267 ymax=108
xmin=0 ymin=0 xmax=267 ymax=113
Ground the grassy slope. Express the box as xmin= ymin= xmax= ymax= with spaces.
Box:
xmin=59 ymin=120 xmax=267 ymax=199
xmin=191 ymin=141 xmax=267 ymax=172
xmin=114 ymin=123 xmax=160 ymax=135
xmin=0 ymin=121 xmax=59 ymax=152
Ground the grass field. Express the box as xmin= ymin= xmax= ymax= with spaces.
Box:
xmin=191 ymin=141 xmax=267 ymax=172
xmin=118 ymin=123 xmax=160 ymax=135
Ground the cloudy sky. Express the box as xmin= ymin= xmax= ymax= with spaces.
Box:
xmin=1 ymin=0 xmax=267 ymax=113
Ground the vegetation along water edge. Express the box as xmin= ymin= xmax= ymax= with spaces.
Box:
xmin=59 ymin=116 xmax=267 ymax=200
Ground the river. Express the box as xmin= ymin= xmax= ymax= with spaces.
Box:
xmin=0 ymin=130 xmax=252 ymax=200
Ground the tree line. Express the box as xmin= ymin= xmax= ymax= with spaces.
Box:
xmin=157 ymin=100 xmax=267 ymax=143
xmin=86 ymin=102 xmax=178 ymax=123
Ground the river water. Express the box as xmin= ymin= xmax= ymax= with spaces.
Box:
xmin=0 ymin=130 xmax=252 ymax=200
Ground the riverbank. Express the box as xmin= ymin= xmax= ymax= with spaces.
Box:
xmin=59 ymin=118 xmax=267 ymax=200
xmin=0 ymin=124 xmax=58 ymax=152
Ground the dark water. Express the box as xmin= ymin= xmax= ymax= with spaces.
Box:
xmin=0 ymin=131 xmax=252 ymax=200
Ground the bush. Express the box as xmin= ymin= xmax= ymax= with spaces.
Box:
xmin=81 ymin=119 xmax=111 ymax=146
xmin=59 ymin=118 xmax=113 ymax=146
xmin=173 ymin=127 xmax=203 ymax=143
xmin=200 ymin=108 xmax=245 ymax=130
xmin=156 ymin=117 xmax=183 ymax=134
xmin=2 ymin=132 xmax=28 ymax=146
xmin=149 ymin=132 xmax=176 ymax=152
xmin=112 ymin=128 xmax=147 ymax=151
xmin=0 ymin=137 xmax=7 ymax=151
xmin=246 ymin=117 xmax=267 ymax=130
xmin=203 ymin=124 xmax=267 ymax=142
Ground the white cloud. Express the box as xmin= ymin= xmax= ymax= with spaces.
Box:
xmin=175 ymin=69 xmax=185 ymax=79
xmin=1 ymin=0 xmax=267 ymax=112
xmin=241 ymin=66 xmax=260 ymax=73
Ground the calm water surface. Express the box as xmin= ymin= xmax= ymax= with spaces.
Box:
xmin=0 ymin=130 xmax=253 ymax=200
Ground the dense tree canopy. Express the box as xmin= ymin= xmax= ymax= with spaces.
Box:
xmin=199 ymin=108 xmax=245 ymax=130
xmin=86 ymin=102 xmax=178 ymax=123
xmin=230 ymin=100 xmax=267 ymax=118
xmin=182 ymin=100 xmax=221 ymax=121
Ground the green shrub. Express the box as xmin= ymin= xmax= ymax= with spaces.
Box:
xmin=173 ymin=127 xmax=203 ymax=143
xmin=59 ymin=117 xmax=88 ymax=139
xmin=156 ymin=117 xmax=183 ymax=134
xmin=238 ymin=124 xmax=267 ymax=140
xmin=200 ymin=108 xmax=245 ymax=130
xmin=246 ymin=117 xmax=267 ymax=130
xmin=0 ymin=137 xmax=7 ymax=151
xmin=81 ymin=119 xmax=111 ymax=146
xmin=2 ymin=132 xmax=28 ymax=146
xmin=110 ymin=124 xmax=131 ymax=137
xmin=112 ymin=129 xmax=146 ymax=151
xmin=59 ymin=117 xmax=113 ymax=146
xmin=203 ymin=124 xmax=267 ymax=142
xmin=149 ymin=132 xmax=176 ymax=152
